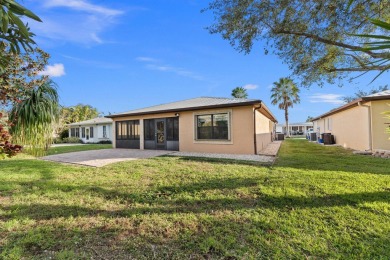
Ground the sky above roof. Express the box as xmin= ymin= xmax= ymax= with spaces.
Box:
xmin=24 ymin=0 xmax=389 ymax=123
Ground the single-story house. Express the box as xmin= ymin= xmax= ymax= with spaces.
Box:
xmin=276 ymin=122 xmax=313 ymax=135
xmin=68 ymin=117 xmax=113 ymax=143
xmin=106 ymin=97 xmax=278 ymax=154
xmin=312 ymin=90 xmax=390 ymax=151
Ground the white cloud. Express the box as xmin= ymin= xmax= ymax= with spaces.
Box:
xmin=309 ymin=94 xmax=344 ymax=105
xmin=243 ymin=84 xmax=258 ymax=90
xmin=39 ymin=63 xmax=66 ymax=77
xmin=43 ymin=0 xmax=123 ymax=16
xmin=136 ymin=57 xmax=204 ymax=81
xmin=28 ymin=0 xmax=127 ymax=45
xmin=136 ymin=57 xmax=159 ymax=62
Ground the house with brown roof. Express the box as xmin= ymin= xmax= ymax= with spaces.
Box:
xmin=106 ymin=97 xmax=277 ymax=154
xmin=312 ymin=90 xmax=390 ymax=151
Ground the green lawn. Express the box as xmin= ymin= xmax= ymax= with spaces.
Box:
xmin=0 ymin=139 xmax=389 ymax=259
xmin=47 ymin=144 xmax=112 ymax=156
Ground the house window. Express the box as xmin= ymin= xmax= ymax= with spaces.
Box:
xmin=116 ymin=120 xmax=140 ymax=140
xmin=102 ymin=126 xmax=106 ymax=138
xmin=71 ymin=127 xmax=80 ymax=138
xmin=196 ymin=113 xmax=229 ymax=140
xmin=81 ymin=127 xmax=85 ymax=138
xmin=167 ymin=117 xmax=179 ymax=141
xmin=327 ymin=118 xmax=332 ymax=131
xmin=90 ymin=127 xmax=94 ymax=138
xmin=144 ymin=119 xmax=155 ymax=140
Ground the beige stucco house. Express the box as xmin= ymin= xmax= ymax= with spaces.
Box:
xmin=312 ymin=90 xmax=390 ymax=151
xmin=106 ymin=97 xmax=277 ymax=154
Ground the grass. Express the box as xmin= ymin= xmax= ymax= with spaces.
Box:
xmin=47 ymin=144 xmax=112 ymax=156
xmin=0 ymin=139 xmax=389 ymax=259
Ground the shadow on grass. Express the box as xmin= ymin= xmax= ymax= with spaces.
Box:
xmin=4 ymin=188 xmax=390 ymax=220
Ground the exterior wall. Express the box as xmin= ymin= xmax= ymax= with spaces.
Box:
xmin=69 ymin=123 xmax=112 ymax=143
xmin=371 ymin=100 xmax=390 ymax=150
xmin=112 ymin=105 xmax=258 ymax=154
xmin=255 ymin=110 xmax=273 ymax=152
xmin=313 ymin=104 xmax=370 ymax=151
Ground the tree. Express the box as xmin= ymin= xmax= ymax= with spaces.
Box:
xmin=56 ymin=104 xmax=100 ymax=138
xmin=0 ymin=0 xmax=44 ymax=158
xmin=10 ymin=80 xmax=59 ymax=157
xmin=343 ymin=85 xmax=388 ymax=103
xmin=0 ymin=0 xmax=42 ymax=72
xmin=270 ymin=78 xmax=300 ymax=137
xmin=204 ymin=1 xmax=390 ymax=86
xmin=306 ymin=116 xmax=314 ymax=123
xmin=231 ymin=86 xmax=248 ymax=98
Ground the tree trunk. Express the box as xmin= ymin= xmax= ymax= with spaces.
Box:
xmin=285 ymin=106 xmax=289 ymax=137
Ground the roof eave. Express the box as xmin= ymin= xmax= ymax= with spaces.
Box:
xmin=106 ymin=100 xmax=262 ymax=118
xmin=312 ymin=99 xmax=362 ymax=121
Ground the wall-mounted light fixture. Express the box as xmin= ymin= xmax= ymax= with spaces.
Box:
xmin=175 ymin=113 xmax=180 ymax=117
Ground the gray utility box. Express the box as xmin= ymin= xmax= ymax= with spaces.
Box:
xmin=310 ymin=133 xmax=317 ymax=141
xmin=277 ymin=133 xmax=285 ymax=141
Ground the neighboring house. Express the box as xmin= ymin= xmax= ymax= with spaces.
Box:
xmin=312 ymin=90 xmax=390 ymax=151
xmin=106 ymin=97 xmax=278 ymax=154
xmin=276 ymin=122 xmax=313 ymax=135
xmin=68 ymin=117 xmax=113 ymax=143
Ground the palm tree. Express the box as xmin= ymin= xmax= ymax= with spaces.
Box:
xmin=270 ymin=78 xmax=300 ymax=137
xmin=231 ymin=86 xmax=248 ymax=99
xmin=10 ymin=80 xmax=59 ymax=156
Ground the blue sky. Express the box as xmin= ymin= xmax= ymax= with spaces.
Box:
xmin=24 ymin=0 xmax=388 ymax=123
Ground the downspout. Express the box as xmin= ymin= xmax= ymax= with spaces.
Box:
xmin=253 ymin=104 xmax=262 ymax=154
xmin=358 ymin=101 xmax=372 ymax=151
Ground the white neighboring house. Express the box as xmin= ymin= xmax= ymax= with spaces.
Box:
xmin=68 ymin=117 xmax=113 ymax=143
xmin=276 ymin=122 xmax=313 ymax=135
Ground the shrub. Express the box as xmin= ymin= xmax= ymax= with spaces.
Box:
xmin=62 ymin=137 xmax=83 ymax=144
xmin=98 ymin=140 xmax=112 ymax=144
xmin=59 ymin=129 xmax=69 ymax=139
xmin=52 ymin=137 xmax=63 ymax=144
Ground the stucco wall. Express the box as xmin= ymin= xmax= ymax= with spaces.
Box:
xmin=255 ymin=110 xmax=273 ymax=152
xmin=313 ymin=104 xmax=371 ymax=151
xmin=111 ymin=106 xmax=257 ymax=154
xmin=371 ymin=100 xmax=390 ymax=150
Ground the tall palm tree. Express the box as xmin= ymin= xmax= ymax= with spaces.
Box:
xmin=270 ymin=78 xmax=300 ymax=137
xmin=231 ymin=86 xmax=248 ymax=99
xmin=10 ymin=80 xmax=59 ymax=156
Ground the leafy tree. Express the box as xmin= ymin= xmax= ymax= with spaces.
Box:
xmin=343 ymin=85 xmax=388 ymax=103
xmin=0 ymin=0 xmax=44 ymax=158
xmin=61 ymin=104 xmax=99 ymax=124
xmin=306 ymin=116 xmax=314 ymax=123
xmin=0 ymin=0 xmax=42 ymax=72
xmin=270 ymin=78 xmax=300 ymax=137
xmin=10 ymin=81 xmax=59 ymax=157
xmin=204 ymin=0 xmax=389 ymax=86
xmin=231 ymin=86 xmax=248 ymax=98
xmin=56 ymin=104 xmax=100 ymax=138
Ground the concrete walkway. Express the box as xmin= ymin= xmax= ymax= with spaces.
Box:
xmin=42 ymin=149 xmax=172 ymax=167
xmin=258 ymin=141 xmax=282 ymax=156
xmin=171 ymin=151 xmax=274 ymax=163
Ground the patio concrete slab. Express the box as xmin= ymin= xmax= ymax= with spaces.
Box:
xmin=41 ymin=149 xmax=172 ymax=167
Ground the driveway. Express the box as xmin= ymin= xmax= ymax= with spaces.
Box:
xmin=42 ymin=149 xmax=172 ymax=167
